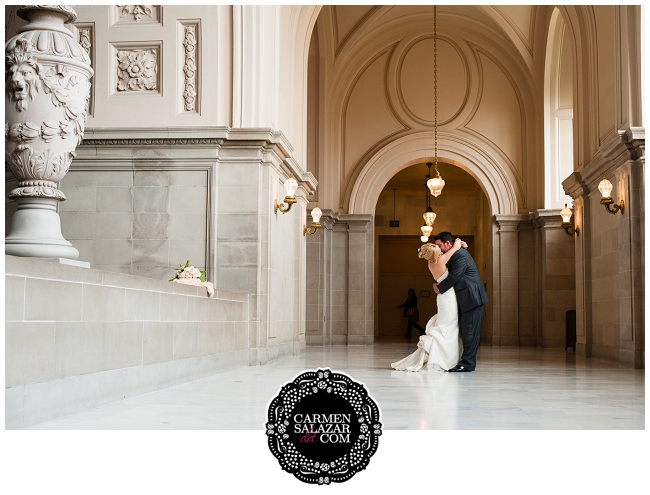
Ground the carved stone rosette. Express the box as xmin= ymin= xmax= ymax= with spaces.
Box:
xmin=5 ymin=5 xmax=93 ymax=259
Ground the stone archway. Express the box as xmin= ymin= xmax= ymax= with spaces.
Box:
xmin=347 ymin=132 xmax=519 ymax=217
xmin=344 ymin=131 xmax=528 ymax=346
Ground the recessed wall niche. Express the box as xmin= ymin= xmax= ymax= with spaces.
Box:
xmin=109 ymin=41 xmax=162 ymax=96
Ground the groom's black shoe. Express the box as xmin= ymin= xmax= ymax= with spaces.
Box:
xmin=447 ymin=365 xmax=474 ymax=372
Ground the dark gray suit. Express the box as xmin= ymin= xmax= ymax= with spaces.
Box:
xmin=437 ymin=248 xmax=488 ymax=370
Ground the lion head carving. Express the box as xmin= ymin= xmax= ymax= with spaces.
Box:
xmin=6 ymin=39 xmax=43 ymax=112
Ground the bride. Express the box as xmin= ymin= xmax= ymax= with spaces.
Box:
xmin=391 ymin=237 xmax=466 ymax=372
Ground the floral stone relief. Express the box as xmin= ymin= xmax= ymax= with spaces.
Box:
xmin=117 ymin=48 xmax=157 ymax=91
xmin=118 ymin=5 xmax=156 ymax=23
xmin=182 ymin=25 xmax=197 ymax=111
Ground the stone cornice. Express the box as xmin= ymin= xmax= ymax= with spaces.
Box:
xmin=529 ymin=209 xmax=564 ymax=229
xmin=562 ymin=171 xmax=589 ymax=199
xmin=81 ymin=126 xmax=295 ymax=153
xmin=79 ymin=126 xmax=317 ymax=191
xmin=580 ymin=127 xmax=645 ymax=187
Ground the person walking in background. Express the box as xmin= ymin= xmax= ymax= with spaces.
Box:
xmin=397 ymin=288 xmax=425 ymax=337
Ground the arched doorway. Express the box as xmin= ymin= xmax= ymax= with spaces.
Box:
xmin=375 ymin=161 xmax=490 ymax=338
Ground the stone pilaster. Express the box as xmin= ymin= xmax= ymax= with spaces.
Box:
xmin=215 ymin=131 xmax=317 ymax=364
xmin=343 ymin=214 xmax=374 ymax=345
xmin=493 ymin=215 xmax=527 ymax=345
xmin=517 ymin=220 xmax=536 ymax=346
xmin=563 ymin=172 xmax=593 ymax=357
xmin=531 ymin=210 xmax=577 ymax=348
xmin=564 ymin=127 xmax=644 ymax=367
xmin=304 ymin=211 xmax=374 ymax=345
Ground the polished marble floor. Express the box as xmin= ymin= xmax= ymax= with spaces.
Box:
xmin=26 ymin=339 xmax=645 ymax=430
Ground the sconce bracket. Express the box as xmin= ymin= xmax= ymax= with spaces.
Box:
xmin=562 ymin=222 xmax=579 ymax=236
xmin=601 ymin=197 xmax=624 ymax=215
xmin=303 ymin=221 xmax=321 ymax=236
xmin=274 ymin=196 xmax=297 ymax=214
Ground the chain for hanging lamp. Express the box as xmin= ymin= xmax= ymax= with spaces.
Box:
xmin=423 ymin=163 xmax=437 ymax=226
xmin=427 ymin=5 xmax=445 ymax=198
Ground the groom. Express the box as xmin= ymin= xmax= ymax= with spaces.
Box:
xmin=433 ymin=232 xmax=488 ymax=372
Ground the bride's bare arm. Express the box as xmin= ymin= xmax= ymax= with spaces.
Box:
xmin=437 ymin=238 xmax=463 ymax=266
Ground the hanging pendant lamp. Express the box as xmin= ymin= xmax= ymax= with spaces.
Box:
xmin=423 ymin=163 xmax=437 ymax=226
xmin=427 ymin=6 xmax=445 ymax=198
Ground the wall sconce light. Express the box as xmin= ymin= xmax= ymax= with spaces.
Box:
xmin=598 ymin=174 xmax=624 ymax=215
xmin=560 ymin=203 xmax=579 ymax=236
xmin=274 ymin=173 xmax=299 ymax=214
xmin=303 ymin=204 xmax=322 ymax=236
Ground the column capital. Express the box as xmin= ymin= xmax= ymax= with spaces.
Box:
xmin=493 ymin=214 xmax=528 ymax=232
xmin=340 ymin=214 xmax=373 ymax=233
xmin=317 ymin=211 xmax=372 ymax=233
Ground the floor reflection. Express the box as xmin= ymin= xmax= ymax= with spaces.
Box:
xmin=25 ymin=340 xmax=644 ymax=430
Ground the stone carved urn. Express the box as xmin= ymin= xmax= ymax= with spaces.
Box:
xmin=5 ymin=5 xmax=93 ymax=259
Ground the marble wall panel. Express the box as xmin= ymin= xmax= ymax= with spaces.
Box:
xmin=59 ymin=168 xmax=208 ymax=281
xmin=218 ymin=186 xmax=259 ymax=214
xmin=234 ymin=322 xmax=249 ymax=350
xmin=133 ymin=186 xmax=169 ymax=213
xmin=217 ymin=214 xmax=259 ymax=242
xmin=59 ymin=186 xmax=97 ymax=212
xmin=198 ymin=322 xmax=221 ymax=355
xmin=133 ymin=213 xmax=170 ymax=240
xmin=95 ymin=212 xmax=133 ymax=240
xmin=102 ymin=322 xmax=143 ymax=370
xmin=169 ymin=240 xmax=206 ymax=268
xmin=169 ymin=213 xmax=207 ymax=240
xmin=55 ymin=321 xmax=104 ymax=377
xmin=62 ymin=170 xmax=133 ymax=187
xmin=5 ymin=322 xmax=57 ymax=387
xmin=96 ymin=186 xmax=133 ymax=212
xmin=169 ymin=186 xmax=208 ymax=214
xmin=81 ymin=285 xmax=126 ymax=322
xmin=125 ymin=289 xmax=161 ymax=321
xmin=6 ymin=249 xmax=252 ymax=427
xmin=143 ymin=322 xmax=174 ymax=364
xmin=160 ymin=293 xmax=189 ymax=322
xmin=173 ymin=321 xmax=200 ymax=359
xmin=5 ymin=275 xmax=25 ymax=322
xmin=25 ymin=279 xmax=83 ymax=322
xmin=61 ymin=212 xmax=98 ymax=240
xmin=96 ymin=240 xmax=133 ymax=266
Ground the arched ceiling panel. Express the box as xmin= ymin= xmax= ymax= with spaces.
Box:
xmin=466 ymin=51 xmax=524 ymax=183
xmin=343 ymin=50 xmax=405 ymax=179
xmin=399 ymin=37 xmax=468 ymax=125
xmin=332 ymin=5 xmax=379 ymax=55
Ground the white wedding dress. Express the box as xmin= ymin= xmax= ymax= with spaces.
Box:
xmin=391 ymin=270 xmax=462 ymax=372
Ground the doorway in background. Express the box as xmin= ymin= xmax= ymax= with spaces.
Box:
xmin=377 ymin=235 xmax=475 ymax=336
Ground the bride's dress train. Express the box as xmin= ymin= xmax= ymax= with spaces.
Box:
xmin=391 ymin=270 xmax=462 ymax=371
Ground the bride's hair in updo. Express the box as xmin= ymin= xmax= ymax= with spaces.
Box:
xmin=418 ymin=243 xmax=441 ymax=263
